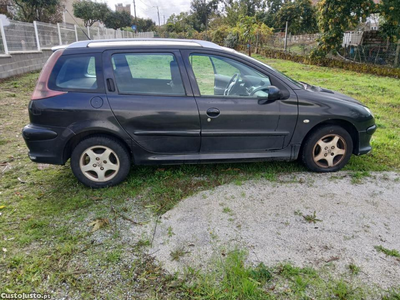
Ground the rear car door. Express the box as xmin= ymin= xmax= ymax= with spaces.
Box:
xmin=102 ymin=49 xmax=200 ymax=154
xmin=182 ymin=51 xmax=298 ymax=153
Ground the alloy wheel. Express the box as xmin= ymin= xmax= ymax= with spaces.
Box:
xmin=79 ymin=145 xmax=120 ymax=182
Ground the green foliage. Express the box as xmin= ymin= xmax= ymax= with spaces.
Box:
xmin=73 ymin=0 xmax=110 ymax=27
xmin=134 ymin=17 xmax=156 ymax=32
xmin=182 ymin=250 xmax=273 ymax=298
xmin=224 ymin=32 xmax=239 ymax=48
xmin=232 ymin=16 xmax=273 ymax=47
xmin=11 ymin=0 xmax=63 ymax=23
xmin=312 ymin=0 xmax=375 ymax=58
xmin=190 ymin=0 xmax=219 ymax=31
xmin=374 ymin=245 xmax=400 ymax=258
xmin=166 ymin=12 xmax=195 ymax=34
xmin=104 ymin=10 xmax=132 ymax=31
xmin=223 ymin=0 xmax=265 ymax=26
xmin=379 ymin=0 xmax=400 ymax=42
xmin=276 ymin=0 xmax=318 ymax=34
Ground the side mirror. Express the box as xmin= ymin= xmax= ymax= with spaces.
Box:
xmin=257 ymin=86 xmax=281 ymax=105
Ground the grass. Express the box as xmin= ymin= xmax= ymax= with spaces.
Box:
xmin=0 ymin=54 xmax=399 ymax=298
xmin=181 ymin=250 xmax=398 ymax=299
xmin=374 ymin=246 xmax=400 ymax=258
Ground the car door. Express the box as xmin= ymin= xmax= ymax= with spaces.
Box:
xmin=182 ymin=50 xmax=298 ymax=153
xmin=102 ymin=49 xmax=201 ymax=154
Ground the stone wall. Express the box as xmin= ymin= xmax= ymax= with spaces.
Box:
xmin=0 ymin=50 xmax=52 ymax=79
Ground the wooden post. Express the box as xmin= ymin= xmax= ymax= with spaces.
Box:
xmin=395 ymin=40 xmax=400 ymax=67
xmin=284 ymin=21 xmax=288 ymax=52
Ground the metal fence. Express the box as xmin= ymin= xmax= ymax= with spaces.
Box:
xmin=340 ymin=43 xmax=400 ymax=67
xmin=261 ymin=33 xmax=320 ymax=56
xmin=0 ymin=18 xmax=155 ymax=55
xmin=259 ymin=32 xmax=400 ymax=68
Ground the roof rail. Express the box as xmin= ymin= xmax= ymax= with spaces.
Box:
xmin=65 ymin=38 xmax=222 ymax=50
xmin=87 ymin=40 xmax=202 ymax=48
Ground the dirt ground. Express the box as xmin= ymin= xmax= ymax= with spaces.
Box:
xmin=148 ymin=172 xmax=400 ymax=290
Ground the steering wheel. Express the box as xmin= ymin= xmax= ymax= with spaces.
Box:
xmin=224 ymin=73 xmax=242 ymax=96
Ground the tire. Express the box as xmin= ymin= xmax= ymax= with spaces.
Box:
xmin=70 ymin=135 xmax=131 ymax=188
xmin=301 ymin=125 xmax=353 ymax=172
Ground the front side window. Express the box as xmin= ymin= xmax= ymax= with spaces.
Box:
xmin=112 ymin=53 xmax=185 ymax=96
xmin=51 ymin=55 xmax=98 ymax=90
xmin=189 ymin=53 xmax=271 ymax=98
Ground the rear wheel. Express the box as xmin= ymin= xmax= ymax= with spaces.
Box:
xmin=71 ymin=136 xmax=131 ymax=188
xmin=301 ymin=125 xmax=353 ymax=172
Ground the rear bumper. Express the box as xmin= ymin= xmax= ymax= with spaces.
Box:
xmin=356 ymin=124 xmax=376 ymax=155
xmin=22 ymin=124 xmax=74 ymax=165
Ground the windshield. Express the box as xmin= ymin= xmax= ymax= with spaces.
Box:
xmin=223 ymin=47 xmax=305 ymax=89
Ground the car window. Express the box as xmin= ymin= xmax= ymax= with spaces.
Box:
xmin=54 ymin=55 xmax=98 ymax=90
xmin=111 ymin=53 xmax=185 ymax=96
xmin=189 ymin=53 xmax=271 ymax=98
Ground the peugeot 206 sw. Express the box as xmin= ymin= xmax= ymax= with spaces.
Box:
xmin=22 ymin=39 xmax=376 ymax=188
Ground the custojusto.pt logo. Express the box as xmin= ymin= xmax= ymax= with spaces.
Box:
xmin=1 ymin=293 xmax=51 ymax=299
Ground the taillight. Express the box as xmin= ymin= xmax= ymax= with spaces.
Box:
xmin=31 ymin=49 xmax=67 ymax=100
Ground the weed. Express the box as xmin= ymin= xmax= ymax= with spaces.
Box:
xmin=303 ymin=211 xmax=322 ymax=224
xmin=106 ymin=249 xmax=122 ymax=263
xmin=222 ymin=207 xmax=232 ymax=214
xmin=374 ymin=245 xmax=400 ymax=258
xmin=167 ymin=226 xmax=175 ymax=238
xmin=264 ymin=171 xmax=277 ymax=181
xmin=351 ymin=171 xmax=371 ymax=184
xmin=348 ymin=264 xmax=361 ymax=275
xmin=170 ymin=247 xmax=186 ymax=261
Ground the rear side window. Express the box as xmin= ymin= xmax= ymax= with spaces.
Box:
xmin=49 ymin=54 xmax=99 ymax=91
xmin=111 ymin=53 xmax=185 ymax=96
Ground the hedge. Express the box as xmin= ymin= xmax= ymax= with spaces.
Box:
xmin=237 ymin=45 xmax=400 ymax=79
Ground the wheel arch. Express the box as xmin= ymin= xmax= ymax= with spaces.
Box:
xmin=300 ymin=119 xmax=359 ymax=156
xmin=62 ymin=130 xmax=133 ymax=164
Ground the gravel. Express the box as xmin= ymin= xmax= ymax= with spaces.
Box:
xmin=149 ymin=172 xmax=400 ymax=289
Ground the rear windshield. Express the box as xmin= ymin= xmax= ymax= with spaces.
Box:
xmin=49 ymin=54 xmax=99 ymax=91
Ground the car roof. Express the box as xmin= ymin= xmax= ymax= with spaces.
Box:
xmin=54 ymin=38 xmax=224 ymax=51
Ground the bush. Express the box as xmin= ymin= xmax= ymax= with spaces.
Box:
xmin=224 ymin=32 xmax=239 ymax=49
xmin=237 ymin=45 xmax=400 ymax=79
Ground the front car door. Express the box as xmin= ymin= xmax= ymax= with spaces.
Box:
xmin=102 ymin=49 xmax=201 ymax=155
xmin=182 ymin=50 xmax=298 ymax=153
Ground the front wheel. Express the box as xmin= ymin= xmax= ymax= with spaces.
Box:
xmin=70 ymin=136 xmax=131 ymax=188
xmin=301 ymin=125 xmax=353 ymax=172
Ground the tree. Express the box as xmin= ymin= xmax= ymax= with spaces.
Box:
xmin=191 ymin=0 xmax=219 ymax=31
xmin=11 ymin=0 xmax=63 ymax=23
xmin=276 ymin=0 xmax=318 ymax=35
xmin=73 ymin=0 xmax=110 ymax=27
xmin=135 ymin=17 xmax=156 ymax=32
xmin=104 ymin=11 xmax=132 ymax=31
xmin=166 ymin=12 xmax=194 ymax=33
xmin=223 ymin=0 xmax=264 ymax=26
xmin=379 ymin=0 xmax=400 ymax=41
xmin=259 ymin=0 xmax=290 ymax=29
xmin=312 ymin=0 xmax=375 ymax=58
xmin=379 ymin=0 xmax=400 ymax=66
xmin=234 ymin=15 xmax=273 ymax=46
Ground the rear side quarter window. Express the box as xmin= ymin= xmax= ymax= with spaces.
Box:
xmin=49 ymin=54 xmax=103 ymax=92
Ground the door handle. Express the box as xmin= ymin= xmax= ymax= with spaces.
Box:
xmin=206 ymin=107 xmax=220 ymax=118
xmin=106 ymin=78 xmax=115 ymax=92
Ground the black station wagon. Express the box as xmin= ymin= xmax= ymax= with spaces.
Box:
xmin=22 ymin=39 xmax=376 ymax=188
